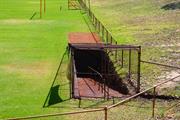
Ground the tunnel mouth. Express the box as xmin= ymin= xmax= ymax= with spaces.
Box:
xmin=74 ymin=49 xmax=103 ymax=78
xmin=72 ymin=45 xmax=129 ymax=96
xmin=69 ymin=43 xmax=141 ymax=98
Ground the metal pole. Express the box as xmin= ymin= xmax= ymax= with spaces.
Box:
xmin=113 ymin=97 xmax=115 ymax=104
xmin=69 ymin=55 xmax=72 ymax=99
xmin=122 ymin=50 xmax=124 ymax=68
xmin=107 ymin=52 xmax=109 ymax=99
xmin=40 ymin=0 xmax=42 ymax=18
xmin=78 ymin=98 xmax=81 ymax=108
xmin=88 ymin=0 xmax=90 ymax=15
xmin=152 ymin=87 xmax=156 ymax=117
xmin=44 ymin=0 xmax=46 ymax=13
xmin=110 ymin=36 xmax=113 ymax=44
xmin=129 ymin=49 xmax=131 ymax=80
xmin=115 ymin=42 xmax=117 ymax=61
xmin=137 ymin=46 xmax=141 ymax=93
xmin=98 ymin=21 xmax=100 ymax=33
xmin=102 ymin=25 xmax=104 ymax=42
xmin=68 ymin=0 xmax=69 ymax=9
xmin=72 ymin=51 xmax=75 ymax=97
xmin=104 ymin=107 xmax=108 ymax=120
xmin=106 ymin=30 xmax=108 ymax=43
xmin=103 ymin=78 xmax=106 ymax=99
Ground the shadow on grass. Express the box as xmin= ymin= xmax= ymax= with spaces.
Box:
xmin=161 ymin=2 xmax=180 ymax=10
xmin=43 ymin=49 xmax=70 ymax=107
xmin=47 ymin=85 xmax=63 ymax=106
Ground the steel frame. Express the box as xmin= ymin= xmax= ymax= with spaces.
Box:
xmin=69 ymin=43 xmax=141 ymax=99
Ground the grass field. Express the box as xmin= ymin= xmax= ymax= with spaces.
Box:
xmin=0 ymin=0 xmax=96 ymax=118
xmin=91 ymin=0 xmax=180 ymax=87
xmin=0 ymin=0 xmax=179 ymax=119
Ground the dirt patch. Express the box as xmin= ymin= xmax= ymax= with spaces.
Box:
xmin=68 ymin=32 xmax=102 ymax=44
xmin=1 ymin=61 xmax=52 ymax=77
xmin=0 ymin=19 xmax=53 ymax=25
xmin=157 ymin=71 xmax=180 ymax=93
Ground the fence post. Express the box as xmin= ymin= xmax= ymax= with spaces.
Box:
xmin=113 ymin=97 xmax=115 ymax=104
xmin=122 ymin=50 xmax=124 ymax=68
xmin=78 ymin=98 xmax=81 ymax=108
xmin=104 ymin=106 xmax=108 ymax=120
xmin=115 ymin=41 xmax=117 ymax=61
xmin=110 ymin=36 xmax=113 ymax=44
xmin=40 ymin=0 xmax=42 ymax=18
xmin=44 ymin=0 xmax=46 ymax=13
xmin=102 ymin=25 xmax=104 ymax=42
xmin=137 ymin=46 xmax=141 ymax=93
xmin=128 ymin=49 xmax=131 ymax=80
xmin=106 ymin=30 xmax=108 ymax=43
xmin=88 ymin=0 xmax=90 ymax=15
xmin=152 ymin=87 xmax=156 ymax=118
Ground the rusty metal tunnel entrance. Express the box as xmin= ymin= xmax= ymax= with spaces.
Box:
xmin=69 ymin=43 xmax=141 ymax=99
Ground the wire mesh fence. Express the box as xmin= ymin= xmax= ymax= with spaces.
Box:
xmin=78 ymin=0 xmax=117 ymax=45
xmin=108 ymin=98 xmax=152 ymax=120
xmin=107 ymin=98 xmax=180 ymax=120
xmin=106 ymin=46 xmax=141 ymax=94
xmin=8 ymin=74 xmax=180 ymax=120
xmin=43 ymin=49 xmax=70 ymax=107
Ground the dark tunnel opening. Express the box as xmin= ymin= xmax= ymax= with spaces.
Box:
xmin=73 ymin=48 xmax=129 ymax=95
xmin=74 ymin=49 xmax=103 ymax=78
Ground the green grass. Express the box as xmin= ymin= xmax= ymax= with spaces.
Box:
xmin=89 ymin=0 xmax=180 ymax=119
xmin=91 ymin=0 xmax=180 ymax=87
xmin=0 ymin=0 xmax=96 ymax=119
xmin=0 ymin=0 xmax=179 ymax=119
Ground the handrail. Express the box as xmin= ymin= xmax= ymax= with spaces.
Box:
xmin=88 ymin=66 xmax=110 ymax=98
xmin=107 ymin=75 xmax=180 ymax=109
xmin=88 ymin=66 xmax=103 ymax=78
xmin=141 ymin=60 xmax=180 ymax=69
xmin=7 ymin=108 xmax=104 ymax=120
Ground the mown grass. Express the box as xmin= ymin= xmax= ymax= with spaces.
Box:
xmin=0 ymin=0 xmax=96 ymax=119
xmin=91 ymin=0 xmax=180 ymax=87
xmin=90 ymin=0 xmax=180 ymax=119
xmin=0 ymin=0 xmax=179 ymax=119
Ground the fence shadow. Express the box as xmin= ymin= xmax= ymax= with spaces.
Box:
xmin=161 ymin=2 xmax=180 ymax=10
xmin=47 ymin=85 xmax=63 ymax=106
xmin=43 ymin=49 xmax=69 ymax=107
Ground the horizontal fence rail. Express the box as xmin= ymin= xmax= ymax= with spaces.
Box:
xmin=141 ymin=60 xmax=180 ymax=69
xmin=7 ymin=108 xmax=104 ymax=120
xmin=108 ymin=75 xmax=180 ymax=109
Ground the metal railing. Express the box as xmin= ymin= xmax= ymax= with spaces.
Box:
xmin=7 ymin=75 xmax=180 ymax=120
xmin=79 ymin=0 xmax=117 ymax=45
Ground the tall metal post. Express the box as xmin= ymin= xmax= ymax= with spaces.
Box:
xmin=104 ymin=107 xmax=108 ymax=120
xmin=115 ymin=41 xmax=117 ymax=61
xmin=122 ymin=50 xmax=124 ymax=68
xmin=44 ymin=0 xmax=46 ymax=13
xmin=71 ymin=50 xmax=75 ymax=97
xmin=40 ymin=0 xmax=42 ymax=18
xmin=152 ymin=87 xmax=156 ymax=117
xmin=137 ymin=46 xmax=141 ymax=93
xmin=102 ymin=25 xmax=104 ymax=42
xmin=106 ymin=30 xmax=108 ymax=43
xmin=88 ymin=0 xmax=91 ymax=15
xmin=128 ymin=49 xmax=131 ymax=80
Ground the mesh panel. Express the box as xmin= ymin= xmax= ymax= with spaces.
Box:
xmin=43 ymin=50 xmax=70 ymax=107
xmin=105 ymin=48 xmax=140 ymax=95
